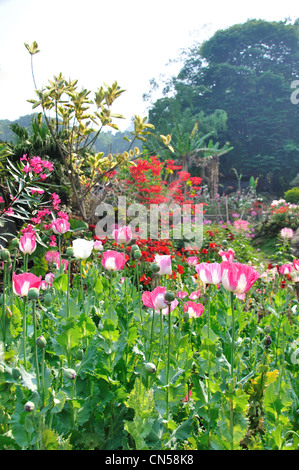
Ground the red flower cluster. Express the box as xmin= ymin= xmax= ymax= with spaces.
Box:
xmin=126 ymin=156 xmax=202 ymax=207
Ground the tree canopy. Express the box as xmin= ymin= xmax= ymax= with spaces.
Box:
xmin=147 ymin=19 xmax=299 ymax=193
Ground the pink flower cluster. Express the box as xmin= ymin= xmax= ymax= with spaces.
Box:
xmin=45 ymin=250 xmax=68 ymax=270
xmin=195 ymin=260 xmax=260 ymax=296
xmin=279 ymin=259 xmax=299 ymax=280
xmin=280 ymin=227 xmax=294 ymax=239
xmin=233 ymin=219 xmax=250 ymax=232
xmin=21 ymin=154 xmax=53 ymax=180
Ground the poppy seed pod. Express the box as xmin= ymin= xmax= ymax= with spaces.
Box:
xmin=0 ymin=249 xmax=10 ymax=261
xmin=164 ymin=291 xmax=175 ymax=302
xmin=150 ymin=263 xmax=160 ymax=274
xmin=28 ymin=287 xmax=39 ymax=300
xmin=65 ymin=247 xmax=74 ymax=258
xmin=133 ymin=250 xmax=142 ymax=260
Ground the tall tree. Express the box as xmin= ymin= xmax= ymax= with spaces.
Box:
xmin=148 ymin=19 xmax=299 ymax=193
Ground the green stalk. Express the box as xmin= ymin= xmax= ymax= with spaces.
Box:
xmin=32 ymin=300 xmax=41 ymax=394
xmin=41 ymin=348 xmax=45 ymax=408
xmin=230 ymin=290 xmax=235 ymax=451
xmin=207 ymin=285 xmax=211 ymax=401
xmin=166 ymin=302 xmax=171 ymax=419
xmin=67 ymin=256 xmax=71 ymax=318
xmin=23 ymin=296 xmax=28 ymax=371
xmin=158 ymin=309 xmax=164 ymax=361
xmin=58 ymin=235 xmax=62 ymax=271
xmin=79 ymin=261 xmax=84 ymax=303
xmin=2 ymin=261 xmax=7 ymax=351
xmin=135 ymin=260 xmax=143 ymax=322
xmin=206 ymin=284 xmax=212 ymax=449
xmin=24 ymin=253 xmax=28 ymax=273
xmin=230 ymin=291 xmax=235 ymax=383
xmin=149 ymin=309 xmax=155 ymax=361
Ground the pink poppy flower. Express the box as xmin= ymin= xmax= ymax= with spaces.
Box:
xmin=57 ymin=259 xmax=68 ymax=271
xmin=93 ymin=240 xmax=103 ymax=251
xmin=154 ymin=254 xmax=172 ymax=276
xmin=184 ymin=301 xmax=204 ymax=318
xmin=195 ymin=262 xmax=222 ymax=285
xmin=40 ymin=280 xmax=48 ymax=290
xmin=51 ymin=218 xmax=70 ymax=235
xmin=186 ymin=256 xmax=198 ymax=266
xmin=142 ymin=286 xmax=178 ymax=314
xmin=189 ymin=290 xmax=201 ymax=300
xmin=45 ymin=272 xmax=54 ymax=285
xmin=293 ymin=259 xmax=299 ymax=271
xmin=12 ymin=272 xmax=42 ymax=297
xmin=112 ymin=226 xmax=132 ymax=244
xmin=177 ymin=290 xmax=188 ymax=298
xmin=279 ymin=263 xmax=293 ymax=275
xmin=219 ymin=248 xmax=235 ymax=262
xmin=101 ymin=250 xmax=126 ymax=271
xmin=19 ymin=231 xmax=36 ymax=255
xmin=221 ymin=261 xmax=259 ymax=295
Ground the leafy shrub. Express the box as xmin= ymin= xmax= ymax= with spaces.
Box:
xmin=284 ymin=187 xmax=299 ymax=204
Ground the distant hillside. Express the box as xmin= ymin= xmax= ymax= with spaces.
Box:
xmin=0 ymin=114 xmax=38 ymax=142
xmin=0 ymin=114 xmax=142 ymax=155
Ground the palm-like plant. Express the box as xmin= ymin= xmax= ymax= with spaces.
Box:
xmin=5 ymin=114 xmax=60 ymax=162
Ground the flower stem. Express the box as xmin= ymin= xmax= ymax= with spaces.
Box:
xmin=2 ymin=261 xmax=7 ymax=351
xmin=230 ymin=291 xmax=235 ymax=383
xmin=230 ymin=290 xmax=235 ymax=451
xmin=67 ymin=257 xmax=71 ymax=319
xmin=32 ymin=300 xmax=41 ymax=394
xmin=149 ymin=309 xmax=155 ymax=361
xmin=23 ymin=297 xmax=28 ymax=371
xmin=79 ymin=262 xmax=84 ymax=303
xmin=166 ymin=302 xmax=171 ymax=419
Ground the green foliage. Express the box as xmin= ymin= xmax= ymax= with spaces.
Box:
xmin=284 ymin=187 xmax=299 ymax=204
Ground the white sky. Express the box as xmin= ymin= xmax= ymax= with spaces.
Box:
xmin=0 ymin=0 xmax=298 ymax=131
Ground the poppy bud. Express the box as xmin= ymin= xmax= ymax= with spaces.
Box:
xmin=262 ymin=335 xmax=272 ymax=348
xmin=36 ymin=335 xmax=47 ymax=349
xmin=44 ymin=292 xmax=52 ymax=306
xmin=24 ymin=401 xmax=35 ymax=412
xmin=0 ymin=249 xmax=10 ymax=262
xmin=264 ymin=325 xmax=271 ymax=334
xmin=63 ymin=368 xmax=76 ymax=380
xmin=11 ymin=238 xmax=19 ymax=248
xmin=76 ymin=349 xmax=84 ymax=361
xmin=131 ymin=244 xmax=139 ymax=253
xmin=144 ymin=362 xmax=156 ymax=374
